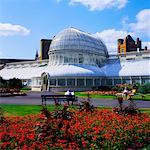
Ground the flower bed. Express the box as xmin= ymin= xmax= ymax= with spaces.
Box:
xmin=0 ymin=88 xmax=26 ymax=97
xmin=1 ymin=109 xmax=150 ymax=149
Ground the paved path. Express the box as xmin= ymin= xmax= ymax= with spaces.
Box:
xmin=0 ymin=91 xmax=150 ymax=108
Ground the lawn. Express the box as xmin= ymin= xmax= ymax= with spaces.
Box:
xmin=132 ymin=93 xmax=150 ymax=101
xmin=75 ymin=92 xmax=150 ymax=101
xmin=20 ymin=87 xmax=31 ymax=92
xmin=58 ymin=92 xmax=115 ymax=99
xmin=1 ymin=105 xmax=56 ymax=116
xmin=1 ymin=104 xmax=150 ymax=116
xmin=75 ymin=92 xmax=115 ymax=99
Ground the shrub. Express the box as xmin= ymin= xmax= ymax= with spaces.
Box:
xmin=138 ymin=83 xmax=150 ymax=94
xmin=8 ymin=78 xmax=22 ymax=89
xmin=97 ymin=86 xmax=112 ymax=91
xmin=112 ymin=84 xmax=133 ymax=92
xmin=0 ymin=77 xmax=23 ymax=89
xmin=0 ymin=76 xmax=7 ymax=88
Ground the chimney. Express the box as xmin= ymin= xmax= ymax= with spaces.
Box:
xmin=145 ymin=46 xmax=147 ymax=50
xmin=136 ymin=37 xmax=141 ymax=50
xmin=35 ymin=50 xmax=39 ymax=60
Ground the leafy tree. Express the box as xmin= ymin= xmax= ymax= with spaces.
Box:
xmin=138 ymin=83 xmax=150 ymax=94
xmin=0 ymin=76 xmax=7 ymax=88
xmin=8 ymin=78 xmax=22 ymax=89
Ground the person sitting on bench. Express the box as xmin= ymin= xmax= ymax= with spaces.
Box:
xmin=65 ymin=89 xmax=74 ymax=96
xmin=65 ymin=89 xmax=74 ymax=105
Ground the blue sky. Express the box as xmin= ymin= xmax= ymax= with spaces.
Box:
xmin=0 ymin=0 xmax=150 ymax=59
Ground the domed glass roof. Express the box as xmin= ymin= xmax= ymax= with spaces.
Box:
xmin=49 ymin=27 xmax=108 ymax=57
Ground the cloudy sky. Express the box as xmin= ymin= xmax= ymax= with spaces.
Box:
xmin=0 ymin=0 xmax=150 ymax=58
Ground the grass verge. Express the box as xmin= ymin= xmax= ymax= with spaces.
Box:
xmin=1 ymin=105 xmax=55 ymax=116
xmin=1 ymin=104 xmax=150 ymax=116
xmin=75 ymin=92 xmax=150 ymax=101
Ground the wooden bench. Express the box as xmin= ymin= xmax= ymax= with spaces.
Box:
xmin=41 ymin=95 xmax=78 ymax=105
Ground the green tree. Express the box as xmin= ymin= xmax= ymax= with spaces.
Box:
xmin=0 ymin=76 xmax=7 ymax=88
xmin=138 ymin=83 xmax=150 ymax=94
xmin=8 ymin=78 xmax=22 ymax=89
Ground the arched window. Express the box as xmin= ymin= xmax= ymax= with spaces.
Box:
xmin=79 ymin=54 xmax=84 ymax=64
xmin=64 ymin=56 xmax=68 ymax=63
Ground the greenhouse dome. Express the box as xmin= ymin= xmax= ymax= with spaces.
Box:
xmin=50 ymin=27 xmax=108 ymax=55
xmin=48 ymin=27 xmax=108 ymax=66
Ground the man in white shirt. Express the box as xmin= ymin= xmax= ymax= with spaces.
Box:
xmin=65 ymin=89 xmax=74 ymax=105
xmin=65 ymin=89 xmax=74 ymax=96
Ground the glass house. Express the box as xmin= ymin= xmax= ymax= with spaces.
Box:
xmin=0 ymin=27 xmax=150 ymax=91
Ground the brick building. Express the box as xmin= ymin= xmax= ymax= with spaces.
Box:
xmin=118 ymin=35 xmax=143 ymax=54
xmin=40 ymin=39 xmax=52 ymax=60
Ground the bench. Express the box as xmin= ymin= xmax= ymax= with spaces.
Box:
xmin=41 ymin=95 xmax=78 ymax=105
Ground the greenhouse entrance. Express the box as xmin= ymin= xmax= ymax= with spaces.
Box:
xmin=41 ymin=72 xmax=49 ymax=91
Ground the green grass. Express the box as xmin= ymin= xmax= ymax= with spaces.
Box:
xmin=132 ymin=93 xmax=150 ymax=101
xmin=75 ymin=92 xmax=150 ymax=101
xmin=1 ymin=105 xmax=56 ymax=116
xmin=58 ymin=91 xmax=115 ymax=99
xmin=139 ymin=108 xmax=150 ymax=114
xmin=75 ymin=92 xmax=115 ymax=99
xmin=20 ymin=87 xmax=31 ymax=93
xmin=1 ymin=105 xmax=150 ymax=116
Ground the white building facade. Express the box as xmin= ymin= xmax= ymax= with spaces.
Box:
xmin=0 ymin=27 xmax=150 ymax=91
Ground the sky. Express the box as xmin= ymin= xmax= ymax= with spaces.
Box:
xmin=0 ymin=0 xmax=150 ymax=59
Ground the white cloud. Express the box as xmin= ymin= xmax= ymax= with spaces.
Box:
xmin=142 ymin=42 xmax=150 ymax=49
xmin=121 ymin=16 xmax=129 ymax=30
xmin=0 ymin=23 xmax=30 ymax=36
xmin=93 ymin=29 xmax=134 ymax=54
xmin=93 ymin=9 xmax=150 ymax=54
xmin=129 ymin=9 xmax=150 ymax=38
xmin=69 ymin=0 xmax=128 ymax=11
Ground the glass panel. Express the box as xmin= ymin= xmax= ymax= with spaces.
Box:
xmin=58 ymin=79 xmax=66 ymax=86
xmin=101 ymin=79 xmax=106 ymax=86
xmin=60 ymin=56 xmax=63 ymax=63
xmin=142 ymin=78 xmax=150 ymax=84
xmin=38 ymin=79 xmax=41 ymax=85
xmin=64 ymin=57 xmax=68 ymax=63
xmin=50 ymin=79 xmax=56 ymax=85
xmin=69 ymin=57 xmax=74 ymax=63
xmin=122 ymin=79 xmax=130 ymax=84
xmin=28 ymin=79 xmax=31 ymax=86
xmin=86 ymin=79 xmax=93 ymax=86
xmin=94 ymin=79 xmax=100 ymax=86
xmin=106 ymin=79 xmax=112 ymax=85
xmin=79 ymin=54 xmax=84 ymax=64
xmin=77 ymin=79 xmax=84 ymax=86
xmin=114 ymin=79 xmax=121 ymax=85
xmin=67 ymin=79 xmax=75 ymax=86
xmin=132 ymin=78 xmax=140 ymax=84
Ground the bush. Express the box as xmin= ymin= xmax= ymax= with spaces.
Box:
xmin=8 ymin=78 xmax=22 ymax=89
xmin=97 ymin=86 xmax=112 ymax=91
xmin=111 ymin=84 xmax=133 ymax=93
xmin=111 ymin=85 xmax=123 ymax=92
xmin=0 ymin=77 xmax=23 ymax=89
xmin=138 ymin=83 xmax=150 ymax=94
xmin=0 ymin=76 xmax=7 ymax=88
